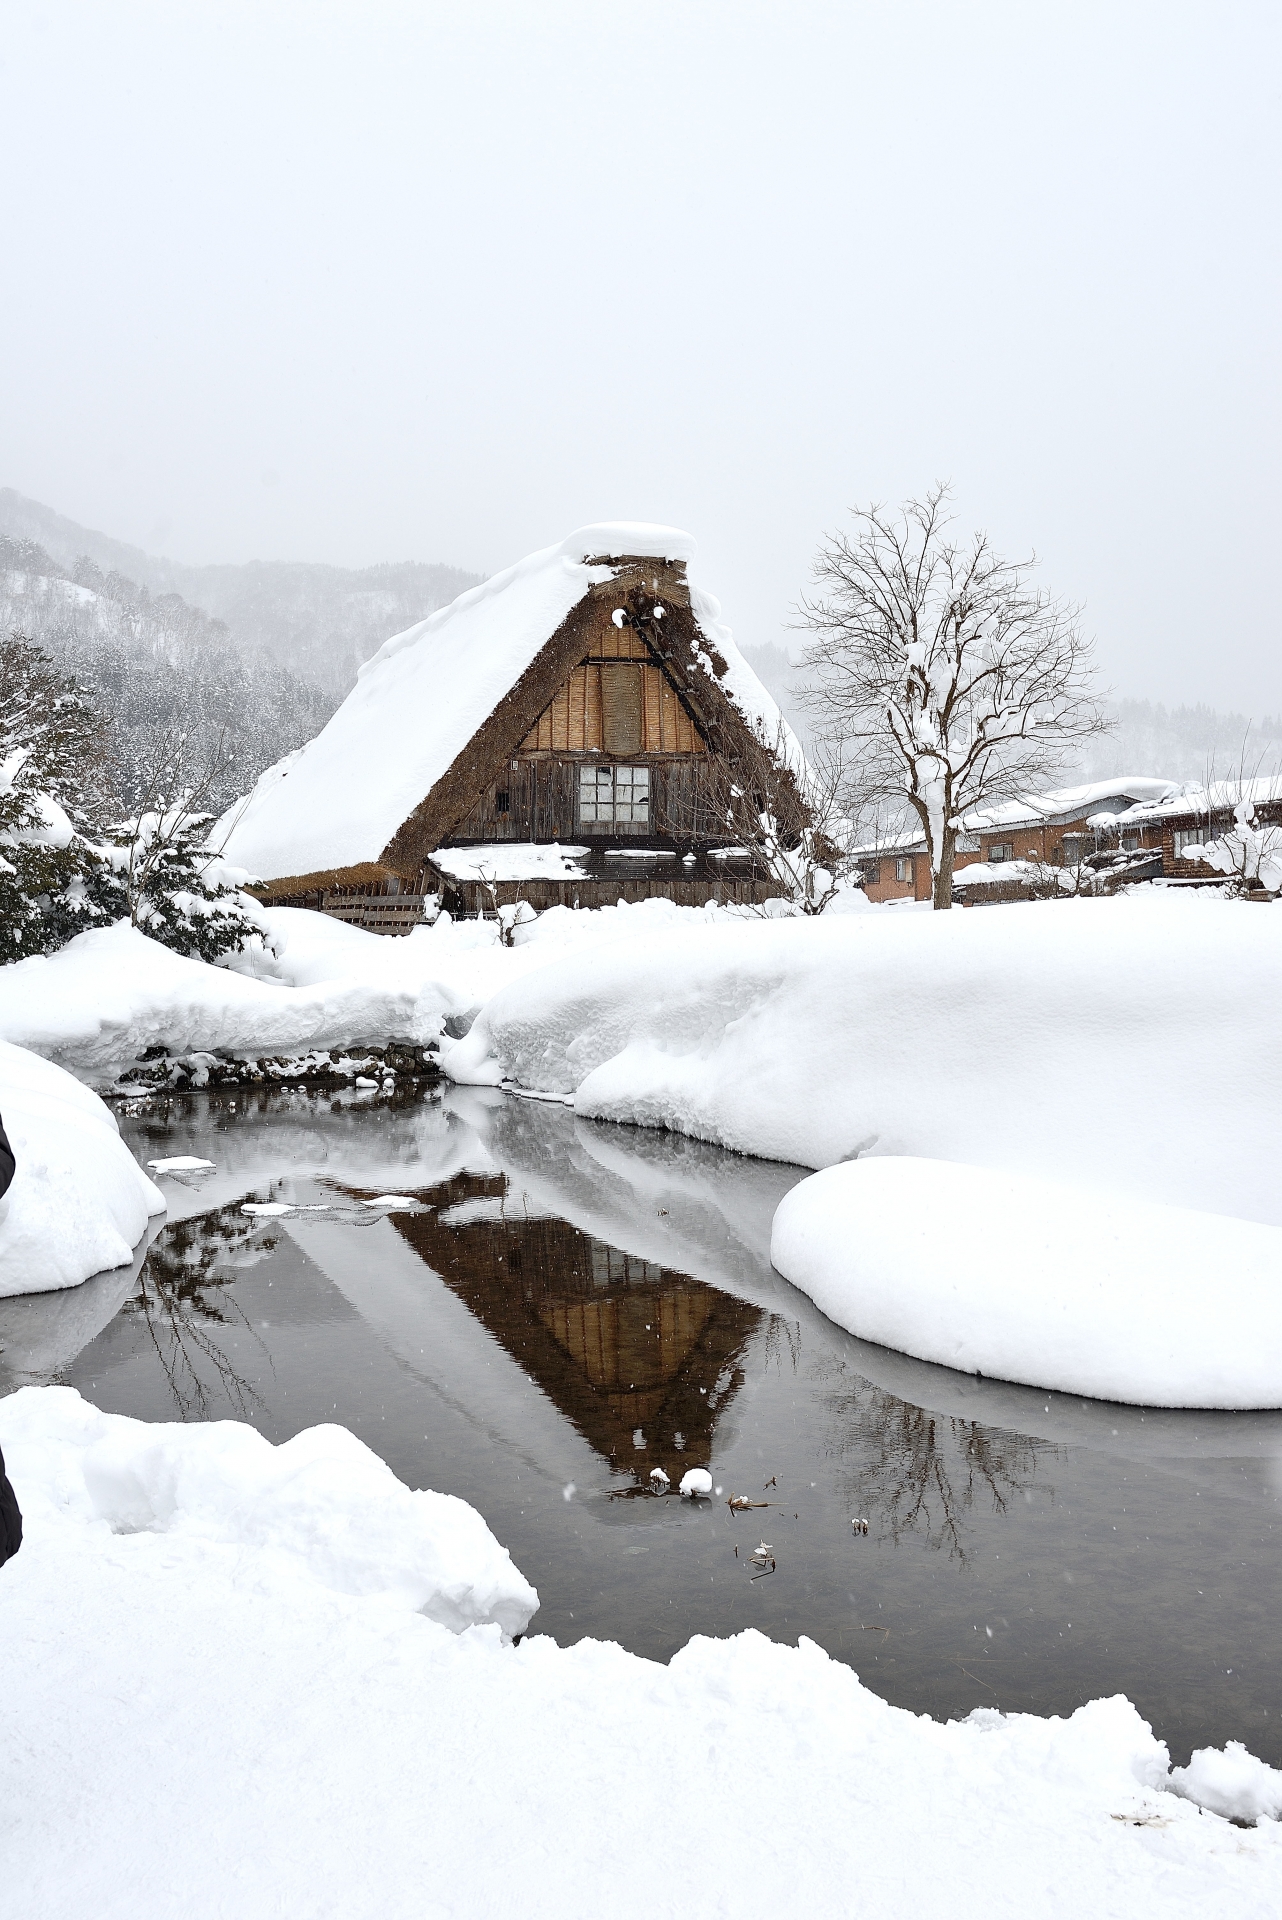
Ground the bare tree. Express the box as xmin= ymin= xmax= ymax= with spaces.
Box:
xmin=695 ymin=725 xmax=853 ymax=913
xmin=796 ymin=486 xmax=1111 ymax=909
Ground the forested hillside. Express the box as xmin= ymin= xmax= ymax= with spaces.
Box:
xmin=0 ymin=490 xmax=483 ymax=813
xmin=0 ymin=489 xmax=481 ymax=699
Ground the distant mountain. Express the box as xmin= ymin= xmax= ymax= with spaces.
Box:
xmin=0 ymin=489 xmax=482 ymax=697
xmin=0 ymin=529 xmax=333 ymax=814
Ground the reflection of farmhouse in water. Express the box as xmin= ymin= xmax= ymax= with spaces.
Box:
xmin=393 ymin=1170 xmax=763 ymax=1482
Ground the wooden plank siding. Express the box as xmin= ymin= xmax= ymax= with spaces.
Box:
xmin=520 ymin=660 xmax=702 ymax=756
xmin=449 ymin=754 xmax=728 ymax=843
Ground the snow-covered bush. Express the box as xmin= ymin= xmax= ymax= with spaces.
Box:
xmin=107 ymin=803 xmax=270 ymax=964
xmin=1184 ymin=798 xmax=1282 ymax=895
xmin=0 ymin=637 xmax=125 ymax=958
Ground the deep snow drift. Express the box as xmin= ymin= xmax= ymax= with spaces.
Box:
xmin=770 ymin=1158 xmax=1282 ymax=1409
xmin=0 ymin=899 xmax=761 ymax=1085
xmin=445 ymin=891 xmax=1282 ymax=1228
xmin=0 ymin=1042 xmax=162 ymax=1296
xmin=0 ymin=919 xmax=445 ymax=1085
xmin=1 ymin=1384 xmax=1278 ymax=1919
xmin=1 ymin=1386 xmax=536 ymax=1635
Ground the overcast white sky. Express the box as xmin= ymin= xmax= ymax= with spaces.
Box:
xmin=2 ymin=2 xmax=1279 ymax=709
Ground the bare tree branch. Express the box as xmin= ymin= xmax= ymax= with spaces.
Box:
xmin=795 ymin=485 xmax=1112 ymax=908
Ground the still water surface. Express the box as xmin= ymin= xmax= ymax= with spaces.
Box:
xmin=2 ymin=1084 xmax=1278 ymax=1765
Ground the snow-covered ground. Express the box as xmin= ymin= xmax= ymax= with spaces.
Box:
xmin=771 ymin=1158 xmax=1282 ymax=1408
xmin=1 ymin=1383 xmax=1278 ymax=1919
xmin=0 ymin=1042 xmax=163 ymax=1297
xmin=447 ymin=890 xmax=1282 ymax=1228
xmin=0 ymin=899 xmax=757 ymax=1086
xmin=0 ymin=918 xmax=443 ymax=1084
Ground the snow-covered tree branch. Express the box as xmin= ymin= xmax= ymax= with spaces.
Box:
xmin=668 ymin=726 xmax=854 ymax=914
xmin=106 ymin=725 xmax=269 ymax=963
xmin=796 ymin=486 xmax=1111 ymax=909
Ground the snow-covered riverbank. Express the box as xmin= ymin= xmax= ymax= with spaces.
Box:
xmin=1 ymin=1384 xmax=1278 ymax=1919
xmin=447 ymin=890 xmax=1282 ymax=1227
xmin=0 ymin=1043 xmax=163 ymax=1296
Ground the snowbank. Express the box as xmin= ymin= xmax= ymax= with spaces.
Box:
xmin=770 ymin=1158 xmax=1282 ymax=1409
xmin=1 ymin=1384 xmax=1277 ymax=1918
xmin=0 ymin=1043 xmax=163 ymax=1296
xmin=0 ymin=1386 xmax=536 ymax=1636
xmin=1172 ymin=1744 xmax=1282 ymax=1824
xmin=0 ymin=920 xmax=446 ymax=1084
xmin=445 ymin=891 xmax=1282 ymax=1227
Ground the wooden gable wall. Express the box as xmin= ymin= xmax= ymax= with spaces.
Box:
xmin=519 ymin=625 xmax=704 ymax=757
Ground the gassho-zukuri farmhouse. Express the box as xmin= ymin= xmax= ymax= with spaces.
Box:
xmin=219 ymin=524 xmax=811 ymax=931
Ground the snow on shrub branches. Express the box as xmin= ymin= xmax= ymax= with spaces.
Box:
xmin=0 ymin=634 xmax=268 ymax=964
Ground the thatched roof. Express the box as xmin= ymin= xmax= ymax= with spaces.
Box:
xmin=218 ymin=523 xmax=803 ymax=888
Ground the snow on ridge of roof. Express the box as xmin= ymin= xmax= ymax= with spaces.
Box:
xmin=360 ymin=524 xmax=698 ymax=684
xmin=961 ymin=777 xmax=1181 ymax=831
xmin=562 ymin=522 xmax=699 ymax=564
xmin=849 ymin=776 xmax=1183 ymax=856
xmin=1114 ymin=772 xmax=1282 ymax=821
xmin=217 ymin=524 xmax=796 ymax=884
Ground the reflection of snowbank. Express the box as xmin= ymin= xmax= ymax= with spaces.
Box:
xmin=120 ymin=1086 xmax=1282 ymax=1465
xmin=771 ymin=1158 xmax=1282 ymax=1409
xmin=0 ymin=1042 xmax=164 ymax=1296
xmin=1 ymin=1382 xmax=1278 ymax=1915
xmin=0 ymin=1218 xmax=163 ymax=1387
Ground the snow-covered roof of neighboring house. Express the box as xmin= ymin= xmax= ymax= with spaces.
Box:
xmin=217 ymin=523 xmax=799 ymax=886
xmin=851 ymin=776 xmax=1182 ymax=857
xmin=1112 ymin=773 xmax=1282 ymax=825
xmin=958 ymin=778 xmax=1181 ymax=832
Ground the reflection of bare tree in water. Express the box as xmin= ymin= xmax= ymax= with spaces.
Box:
xmin=126 ymin=1205 xmax=274 ymax=1420
xmin=823 ymin=1372 xmax=1051 ymax=1562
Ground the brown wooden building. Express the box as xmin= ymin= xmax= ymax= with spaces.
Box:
xmin=220 ymin=524 xmax=809 ymax=931
xmin=854 ymin=778 xmax=1181 ymax=904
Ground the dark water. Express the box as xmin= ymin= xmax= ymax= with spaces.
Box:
xmin=2 ymin=1083 xmax=1278 ymax=1765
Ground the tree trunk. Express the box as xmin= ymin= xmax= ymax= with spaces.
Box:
xmin=932 ymin=828 xmax=956 ymax=910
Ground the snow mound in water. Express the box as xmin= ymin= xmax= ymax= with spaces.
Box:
xmin=0 ymin=1386 xmax=537 ymax=1637
xmin=0 ymin=1042 xmax=163 ymax=1296
xmin=770 ymin=1158 xmax=1282 ymax=1408
xmin=0 ymin=920 xmax=446 ymax=1084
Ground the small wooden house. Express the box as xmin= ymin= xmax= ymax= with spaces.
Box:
xmin=855 ymin=778 xmax=1180 ymax=904
xmin=221 ymin=524 xmax=808 ymax=928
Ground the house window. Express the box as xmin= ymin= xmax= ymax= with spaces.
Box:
xmin=579 ymin=764 xmax=650 ymax=827
xmin=988 ymin=841 xmax=1014 ymax=864
xmin=494 ymin=790 xmax=510 ymax=815
xmin=1174 ymin=828 xmax=1209 ymax=860
xmin=861 ymin=861 xmax=881 ymax=885
xmin=895 ymin=857 xmax=913 ymax=884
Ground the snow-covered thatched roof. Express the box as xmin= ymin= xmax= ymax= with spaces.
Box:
xmin=218 ymin=523 xmax=799 ymax=887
